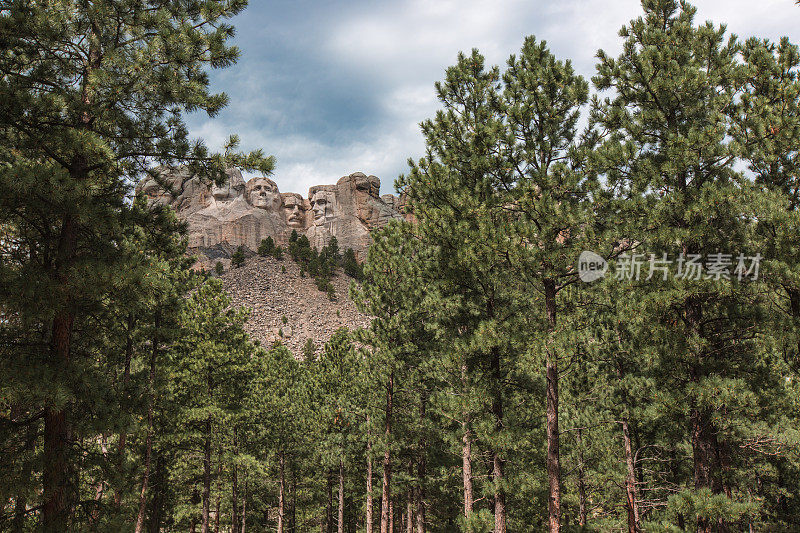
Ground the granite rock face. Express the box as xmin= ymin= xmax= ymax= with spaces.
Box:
xmin=135 ymin=168 xmax=405 ymax=263
xmin=219 ymin=255 xmax=370 ymax=357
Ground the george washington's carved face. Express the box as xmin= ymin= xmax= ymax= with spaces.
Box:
xmin=310 ymin=190 xmax=335 ymax=225
xmin=246 ymin=178 xmax=281 ymax=211
xmin=282 ymin=193 xmax=306 ymax=228
xmin=211 ymin=170 xmax=245 ymax=202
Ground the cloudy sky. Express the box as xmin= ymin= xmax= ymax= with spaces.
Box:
xmin=187 ymin=0 xmax=799 ymax=196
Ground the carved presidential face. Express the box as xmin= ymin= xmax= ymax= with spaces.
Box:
xmin=354 ymin=174 xmax=381 ymax=198
xmin=282 ymin=193 xmax=306 ymax=229
xmin=311 ymin=190 xmax=335 ymax=225
xmin=211 ymin=169 xmax=246 ymax=202
xmin=211 ymin=182 xmax=232 ymax=201
xmin=246 ymin=178 xmax=281 ymax=211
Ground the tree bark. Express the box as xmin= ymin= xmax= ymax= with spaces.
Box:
xmin=544 ymin=279 xmax=561 ymax=533
xmin=135 ymin=314 xmax=159 ymax=533
xmin=43 ymin=212 xmax=78 ymax=533
xmin=687 ymin=299 xmax=721 ymax=533
xmin=366 ymin=416 xmax=374 ymax=533
xmin=278 ymin=451 xmax=286 ymax=533
xmin=380 ymin=372 xmax=394 ymax=533
xmin=622 ymin=417 xmax=640 ymax=533
xmin=406 ymin=491 xmax=413 ymax=533
xmin=490 ymin=345 xmax=506 ymax=533
xmin=201 ymin=417 xmax=212 ymax=533
xmin=389 ymin=498 xmax=394 ymax=533
xmin=214 ymin=483 xmax=221 ymax=533
xmin=148 ymin=453 xmax=165 ymax=533
xmin=241 ymin=481 xmax=248 ymax=533
xmin=462 ymin=419 xmax=474 ymax=528
xmin=338 ymin=459 xmax=345 ymax=533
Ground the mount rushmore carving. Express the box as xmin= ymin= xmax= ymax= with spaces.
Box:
xmin=136 ymin=168 xmax=406 ymax=261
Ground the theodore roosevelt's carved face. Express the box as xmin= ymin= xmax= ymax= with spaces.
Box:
xmin=311 ymin=190 xmax=335 ymax=225
xmin=246 ymin=178 xmax=281 ymax=211
xmin=282 ymin=193 xmax=306 ymax=229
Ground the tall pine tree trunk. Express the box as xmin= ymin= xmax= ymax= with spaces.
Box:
xmin=43 ymin=211 xmax=77 ymax=533
xmin=135 ymin=314 xmax=159 ymax=533
xmin=381 ymin=372 xmax=394 ymax=533
xmin=214 ymin=467 xmax=222 ymax=533
xmin=201 ymin=417 xmax=212 ymax=533
xmin=461 ymin=362 xmax=474 ymax=528
xmin=622 ymin=416 xmax=640 ymax=533
xmin=406 ymin=491 xmax=413 ymax=533
xmin=241 ymin=481 xmax=247 ymax=533
xmin=687 ymin=299 xmax=721 ymax=533
xmin=278 ymin=451 xmax=285 ymax=533
xmin=462 ymin=420 xmax=474 ymax=528
xmin=366 ymin=416 xmax=374 ymax=533
xmin=486 ymin=297 xmax=506 ymax=533
xmin=338 ymin=459 xmax=345 ymax=533
xmin=148 ymin=453 xmax=165 ymax=533
xmin=544 ymin=280 xmax=561 ymax=533
xmin=490 ymin=346 xmax=506 ymax=533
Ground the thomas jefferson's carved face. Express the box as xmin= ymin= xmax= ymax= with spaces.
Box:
xmin=246 ymin=178 xmax=281 ymax=211
xmin=311 ymin=191 xmax=335 ymax=225
xmin=354 ymin=174 xmax=380 ymax=198
xmin=282 ymin=193 xmax=306 ymax=228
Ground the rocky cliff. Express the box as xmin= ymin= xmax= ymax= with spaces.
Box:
xmin=218 ymin=254 xmax=369 ymax=356
xmin=136 ymin=167 xmax=406 ymax=265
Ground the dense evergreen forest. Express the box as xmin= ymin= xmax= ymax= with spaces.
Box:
xmin=2 ymin=0 xmax=800 ymax=531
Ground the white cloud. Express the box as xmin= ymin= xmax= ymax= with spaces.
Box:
xmin=193 ymin=0 xmax=800 ymax=197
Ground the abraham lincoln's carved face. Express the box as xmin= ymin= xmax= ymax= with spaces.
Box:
xmin=310 ymin=190 xmax=335 ymax=225
xmin=246 ymin=178 xmax=281 ymax=211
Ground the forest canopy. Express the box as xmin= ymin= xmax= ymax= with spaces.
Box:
xmin=1 ymin=0 xmax=800 ymax=532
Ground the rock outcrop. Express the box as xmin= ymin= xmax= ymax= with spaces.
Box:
xmin=136 ymin=167 xmax=405 ymax=263
xmin=219 ymin=255 xmax=370 ymax=357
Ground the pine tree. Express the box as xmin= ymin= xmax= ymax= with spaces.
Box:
xmin=398 ymin=49 xmax=522 ymax=532
xmin=343 ymin=249 xmax=364 ymax=281
xmin=591 ymin=1 xmax=788 ymax=529
xmin=259 ymin=237 xmax=275 ymax=257
xmin=495 ymin=36 xmax=597 ymax=532
xmin=352 ymin=221 xmax=434 ymax=533
xmin=167 ymin=279 xmax=254 ymax=532
xmin=231 ymin=246 xmax=246 ymax=268
xmin=0 ymin=2 xmax=273 ymax=529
